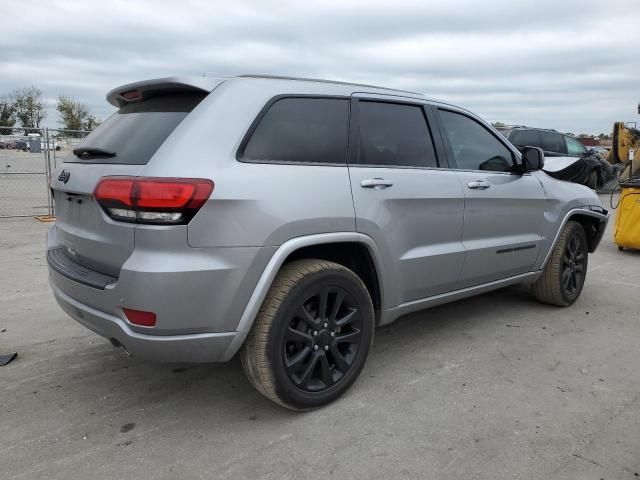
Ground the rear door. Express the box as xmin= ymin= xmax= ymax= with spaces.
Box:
xmin=434 ymin=107 xmax=546 ymax=287
xmin=50 ymin=91 xmax=207 ymax=277
xmin=348 ymin=96 xmax=465 ymax=307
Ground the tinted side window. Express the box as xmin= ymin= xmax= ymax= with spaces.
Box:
xmin=242 ymin=97 xmax=348 ymax=164
xmin=438 ymin=110 xmax=514 ymax=172
xmin=540 ymin=131 xmax=566 ymax=154
xmin=510 ymin=130 xmax=542 ymax=149
xmin=565 ymin=135 xmax=588 ymax=156
xmin=357 ymin=101 xmax=438 ymax=168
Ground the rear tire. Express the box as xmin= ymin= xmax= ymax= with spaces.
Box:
xmin=532 ymin=221 xmax=588 ymax=306
xmin=240 ymin=259 xmax=375 ymax=410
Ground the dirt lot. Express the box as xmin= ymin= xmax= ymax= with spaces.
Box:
xmin=1 ymin=203 xmax=639 ymax=479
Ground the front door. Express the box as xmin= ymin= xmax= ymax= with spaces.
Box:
xmin=434 ymin=108 xmax=547 ymax=287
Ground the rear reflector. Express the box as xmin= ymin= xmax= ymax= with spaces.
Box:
xmin=122 ymin=308 xmax=156 ymax=327
xmin=94 ymin=177 xmax=214 ymax=225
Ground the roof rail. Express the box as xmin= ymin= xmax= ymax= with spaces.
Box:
xmin=507 ymin=125 xmax=560 ymax=132
xmin=235 ymin=74 xmax=424 ymax=96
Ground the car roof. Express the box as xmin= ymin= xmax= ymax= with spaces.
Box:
xmin=107 ymin=74 xmax=457 ymax=107
xmin=502 ymin=125 xmax=560 ymax=133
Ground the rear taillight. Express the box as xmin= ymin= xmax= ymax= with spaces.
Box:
xmin=94 ymin=177 xmax=214 ymax=225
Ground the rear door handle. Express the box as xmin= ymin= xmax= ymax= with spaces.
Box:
xmin=361 ymin=178 xmax=393 ymax=189
xmin=467 ymin=180 xmax=491 ymax=190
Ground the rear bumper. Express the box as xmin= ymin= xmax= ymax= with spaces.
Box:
xmin=47 ymin=225 xmax=275 ymax=362
xmin=50 ymin=279 xmax=237 ymax=362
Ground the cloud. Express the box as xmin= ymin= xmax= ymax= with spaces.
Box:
xmin=0 ymin=0 xmax=637 ymax=133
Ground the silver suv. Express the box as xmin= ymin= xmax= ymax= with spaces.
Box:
xmin=47 ymin=75 xmax=608 ymax=410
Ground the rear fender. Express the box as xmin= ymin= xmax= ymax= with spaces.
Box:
xmin=220 ymin=232 xmax=385 ymax=361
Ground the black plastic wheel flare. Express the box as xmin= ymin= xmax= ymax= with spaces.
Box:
xmin=283 ymin=286 xmax=362 ymax=392
xmin=562 ymin=234 xmax=585 ymax=294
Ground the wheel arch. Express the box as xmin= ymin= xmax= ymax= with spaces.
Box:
xmin=540 ymin=208 xmax=608 ymax=270
xmin=221 ymin=232 xmax=385 ymax=361
xmin=568 ymin=212 xmax=607 ymax=253
xmin=282 ymin=242 xmax=381 ymax=311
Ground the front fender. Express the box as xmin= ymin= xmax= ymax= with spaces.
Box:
xmin=537 ymin=207 xmax=608 ymax=269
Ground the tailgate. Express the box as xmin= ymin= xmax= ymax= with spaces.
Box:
xmin=48 ymin=86 xmax=212 ymax=278
xmin=51 ymin=164 xmax=143 ymax=277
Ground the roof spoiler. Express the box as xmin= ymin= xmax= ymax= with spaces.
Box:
xmin=106 ymin=76 xmax=226 ymax=108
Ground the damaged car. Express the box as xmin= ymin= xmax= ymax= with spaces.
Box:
xmin=497 ymin=126 xmax=613 ymax=189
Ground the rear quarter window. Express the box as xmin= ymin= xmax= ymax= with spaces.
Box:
xmin=65 ymin=92 xmax=206 ymax=165
xmin=239 ymin=97 xmax=349 ymax=164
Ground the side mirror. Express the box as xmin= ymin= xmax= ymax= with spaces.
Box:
xmin=520 ymin=146 xmax=545 ymax=172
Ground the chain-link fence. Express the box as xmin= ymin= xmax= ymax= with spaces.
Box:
xmin=0 ymin=127 xmax=90 ymax=218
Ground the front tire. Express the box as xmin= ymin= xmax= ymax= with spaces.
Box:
xmin=240 ymin=259 xmax=375 ymax=410
xmin=532 ymin=221 xmax=588 ymax=306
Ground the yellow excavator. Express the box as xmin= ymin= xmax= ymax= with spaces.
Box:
xmin=607 ymin=106 xmax=640 ymax=251
xmin=606 ymin=114 xmax=640 ymax=180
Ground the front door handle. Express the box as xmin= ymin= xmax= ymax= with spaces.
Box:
xmin=361 ymin=178 xmax=393 ymax=189
xmin=467 ymin=180 xmax=491 ymax=190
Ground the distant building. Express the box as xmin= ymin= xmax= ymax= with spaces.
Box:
xmin=578 ymin=137 xmax=599 ymax=147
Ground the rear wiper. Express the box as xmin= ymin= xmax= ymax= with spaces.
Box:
xmin=73 ymin=147 xmax=117 ymax=158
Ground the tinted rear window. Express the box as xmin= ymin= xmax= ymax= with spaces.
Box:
xmin=65 ymin=93 xmax=205 ymax=165
xmin=241 ymin=97 xmax=349 ymax=164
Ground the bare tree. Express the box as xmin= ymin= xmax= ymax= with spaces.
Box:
xmin=0 ymin=93 xmax=17 ymax=135
xmin=14 ymin=86 xmax=46 ymax=130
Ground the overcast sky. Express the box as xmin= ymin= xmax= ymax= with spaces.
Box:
xmin=2 ymin=0 xmax=638 ymax=134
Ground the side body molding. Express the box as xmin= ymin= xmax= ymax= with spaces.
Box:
xmin=221 ymin=232 xmax=386 ymax=361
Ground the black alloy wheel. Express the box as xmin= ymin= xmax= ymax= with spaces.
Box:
xmin=532 ymin=221 xmax=589 ymax=306
xmin=240 ymin=259 xmax=375 ymax=410
xmin=562 ymin=232 xmax=586 ymax=296
xmin=283 ymin=286 xmax=362 ymax=392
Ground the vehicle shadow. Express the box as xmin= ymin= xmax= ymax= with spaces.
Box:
xmin=51 ymin=283 xmax=543 ymax=426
